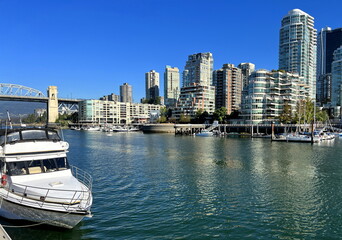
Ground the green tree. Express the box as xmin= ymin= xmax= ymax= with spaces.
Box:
xmin=293 ymin=98 xmax=328 ymax=124
xmin=316 ymin=109 xmax=329 ymax=123
xmin=36 ymin=111 xmax=48 ymax=123
xmin=228 ymin=110 xmax=240 ymax=119
xmin=23 ymin=114 xmax=37 ymax=123
xmin=213 ymin=107 xmax=227 ymax=123
xmin=179 ymin=114 xmax=191 ymax=123
xmin=157 ymin=116 xmax=167 ymax=123
xmin=160 ymin=107 xmax=167 ymax=117
xmin=193 ymin=109 xmax=203 ymax=123
xmin=279 ymin=102 xmax=292 ymax=123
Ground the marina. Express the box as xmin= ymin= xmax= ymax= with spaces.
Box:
xmin=2 ymin=130 xmax=342 ymax=239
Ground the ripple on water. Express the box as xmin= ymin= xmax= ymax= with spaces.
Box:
xmin=16 ymin=131 xmax=342 ymax=240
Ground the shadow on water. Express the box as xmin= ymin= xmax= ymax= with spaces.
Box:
xmin=0 ymin=217 xmax=92 ymax=240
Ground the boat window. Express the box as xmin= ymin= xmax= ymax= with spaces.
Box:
xmin=55 ymin=157 xmax=70 ymax=170
xmin=0 ymin=136 xmax=5 ymax=145
xmin=6 ymin=132 xmax=21 ymax=143
xmin=27 ymin=160 xmax=46 ymax=174
xmin=42 ymin=158 xmax=69 ymax=172
xmin=7 ymin=162 xmax=28 ymax=176
xmin=42 ymin=159 xmax=57 ymax=172
xmin=6 ymin=158 xmax=69 ymax=176
xmin=47 ymin=131 xmax=60 ymax=140
xmin=21 ymin=130 xmax=47 ymax=140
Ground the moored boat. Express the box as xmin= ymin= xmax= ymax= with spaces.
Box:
xmin=285 ymin=133 xmax=320 ymax=143
xmin=196 ymin=130 xmax=214 ymax=137
xmin=0 ymin=127 xmax=93 ymax=229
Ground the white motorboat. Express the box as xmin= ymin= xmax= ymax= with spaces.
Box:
xmin=286 ymin=133 xmax=320 ymax=143
xmin=113 ymin=126 xmax=140 ymax=132
xmin=0 ymin=127 xmax=93 ymax=229
xmin=196 ymin=130 xmax=214 ymax=137
xmin=82 ymin=126 xmax=100 ymax=131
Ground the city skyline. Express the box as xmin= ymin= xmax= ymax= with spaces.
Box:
xmin=0 ymin=0 xmax=341 ymax=101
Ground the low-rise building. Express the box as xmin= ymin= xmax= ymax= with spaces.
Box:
xmin=78 ymin=100 xmax=162 ymax=124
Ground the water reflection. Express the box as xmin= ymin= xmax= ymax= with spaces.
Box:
xmin=6 ymin=131 xmax=342 ymax=239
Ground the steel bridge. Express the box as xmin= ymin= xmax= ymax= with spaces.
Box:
xmin=0 ymin=83 xmax=82 ymax=123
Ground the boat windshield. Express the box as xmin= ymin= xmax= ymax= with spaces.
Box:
xmin=5 ymin=158 xmax=70 ymax=176
xmin=0 ymin=129 xmax=61 ymax=145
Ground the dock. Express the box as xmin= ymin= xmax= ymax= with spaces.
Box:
xmin=0 ymin=225 xmax=11 ymax=240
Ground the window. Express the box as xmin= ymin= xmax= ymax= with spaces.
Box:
xmin=6 ymin=158 xmax=70 ymax=176
xmin=6 ymin=132 xmax=20 ymax=143
xmin=22 ymin=130 xmax=47 ymax=140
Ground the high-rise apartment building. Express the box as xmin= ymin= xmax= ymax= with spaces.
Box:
xmin=241 ymin=70 xmax=310 ymax=124
xmin=238 ymin=63 xmax=255 ymax=89
xmin=183 ymin=52 xmax=213 ymax=87
xmin=145 ymin=70 xmax=160 ymax=101
xmin=317 ymin=27 xmax=342 ymax=104
xmin=279 ymin=9 xmax=317 ymax=99
xmin=164 ymin=65 xmax=180 ymax=107
xmin=213 ymin=64 xmax=242 ymax=115
xmin=174 ymin=52 xmax=215 ymax=119
xmin=120 ymin=83 xmax=133 ymax=103
xmin=331 ymin=46 xmax=342 ymax=110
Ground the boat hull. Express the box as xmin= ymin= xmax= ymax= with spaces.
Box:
xmin=0 ymin=197 xmax=88 ymax=229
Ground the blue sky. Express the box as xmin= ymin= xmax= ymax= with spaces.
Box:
xmin=0 ymin=0 xmax=341 ymax=102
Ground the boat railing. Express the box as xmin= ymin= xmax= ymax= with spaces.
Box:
xmin=0 ymin=167 xmax=92 ymax=212
xmin=70 ymin=165 xmax=93 ymax=192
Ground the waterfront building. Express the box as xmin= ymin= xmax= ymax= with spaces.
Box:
xmin=317 ymin=27 xmax=342 ymax=105
xmin=173 ymin=52 xmax=215 ymax=119
xmin=279 ymin=9 xmax=317 ymax=99
xmin=164 ymin=65 xmax=180 ymax=107
xmin=145 ymin=70 xmax=160 ymax=102
xmin=240 ymin=70 xmax=310 ymax=124
xmin=183 ymin=52 xmax=213 ymax=87
xmin=120 ymin=83 xmax=133 ymax=103
xmin=213 ymin=64 xmax=242 ymax=115
xmin=238 ymin=63 xmax=255 ymax=89
xmin=78 ymin=100 xmax=162 ymax=124
xmin=173 ymin=84 xmax=216 ymax=119
xmin=331 ymin=46 xmax=342 ymax=117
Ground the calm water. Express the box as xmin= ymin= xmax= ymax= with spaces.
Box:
xmin=4 ymin=130 xmax=342 ymax=239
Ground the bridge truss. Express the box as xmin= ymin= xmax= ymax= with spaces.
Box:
xmin=58 ymin=102 xmax=79 ymax=113
xmin=0 ymin=84 xmax=79 ymax=114
xmin=0 ymin=83 xmax=46 ymax=97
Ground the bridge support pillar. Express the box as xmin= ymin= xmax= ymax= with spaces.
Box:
xmin=47 ymin=86 xmax=59 ymax=124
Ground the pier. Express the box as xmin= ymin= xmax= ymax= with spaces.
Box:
xmin=174 ymin=123 xmax=342 ymax=136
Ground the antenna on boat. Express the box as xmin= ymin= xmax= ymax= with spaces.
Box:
xmin=6 ymin=111 xmax=12 ymax=130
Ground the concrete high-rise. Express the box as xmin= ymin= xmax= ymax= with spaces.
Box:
xmin=241 ymin=70 xmax=310 ymax=124
xmin=238 ymin=63 xmax=255 ymax=89
xmin=183 ymin=52 xmax=213 ymax=87
xmin=279 ymin=9 xmax=317 ymax=99
xmin=331 ymin=47 xmax=342 ymax=112
xmin=164 ymin=66 xmax=180 ymax=107
xmin=145 ymin=70 xmax=160 ymax=101
xmin=213 ymin=64 xmax=242 ymax=115
xmin=317 ymin=27 xmax=342 ymax=104
xmin=173 ymin=52 xmax=215 ymax=119
xmin=120 ymin=83 xmax=133 ymax=103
